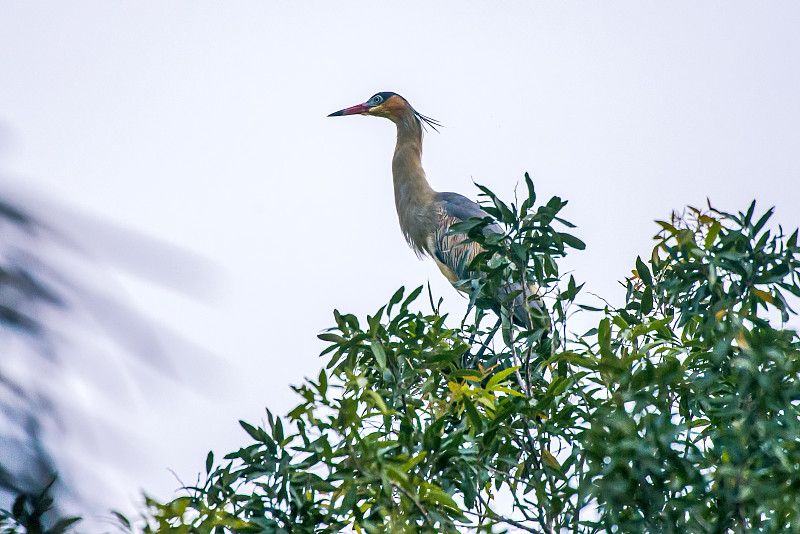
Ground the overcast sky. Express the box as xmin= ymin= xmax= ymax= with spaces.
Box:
xmin=1 ymin=1 xmax=799 ymax=525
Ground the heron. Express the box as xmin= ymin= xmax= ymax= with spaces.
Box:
xmin=328 ymin=92 xmax=546 ymax=329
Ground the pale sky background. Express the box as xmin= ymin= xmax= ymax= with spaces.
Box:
xmin=1 ymin=1 xmax=799 ymax=526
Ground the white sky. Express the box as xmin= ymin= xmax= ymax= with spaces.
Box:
xmin=1 ymin=0 xmax=799 ymax=525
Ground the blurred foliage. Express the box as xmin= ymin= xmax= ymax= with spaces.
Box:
xmin=106 ymin=178 xmax=800 ymax=532
xmin=0 ymin=199 xmax=78 ymax=533
xmin=0 ymin=184 xmax=206 ymax=532
xmin=0 ymin=480 xmax=81 ymax=534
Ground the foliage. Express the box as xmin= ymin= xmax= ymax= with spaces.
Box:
xmin=124 ymin=177 xmax=800 ymax=533
xmin=0 ymin=479 xmax=81 ymax=534
xmin=581 ymin=203 xmax=800 ymax=533
xmin=0 ymin=189 xmax=207 ymax=533
xmin=0 ymin=198 xmax=77 ymax=534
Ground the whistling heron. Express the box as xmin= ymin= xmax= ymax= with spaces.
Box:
xmin=329 ymin=92 xmax=546 ymax=328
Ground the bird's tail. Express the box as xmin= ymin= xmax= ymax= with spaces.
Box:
xmin=496 ymin=281 xmax=551 ymax=332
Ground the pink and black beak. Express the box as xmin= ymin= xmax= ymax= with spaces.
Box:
xmin=328 ymin=101 xmax=373 ymax=117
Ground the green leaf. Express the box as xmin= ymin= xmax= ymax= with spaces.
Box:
xmin=752 ymin=206 xmax=774 ymax=237
xmin=635 ymin=256 xmax=652 ymax=286
xmin=559 ymin=275 xmax=585 ymax=301
xmin=318 ymin=368 xmax=328 ymax=397
xmin=511 ymin=242 xmax=528 ymax=264
xmin=548 ymin=376 xmax=570 ymax=397
xmin=656 ymin=220 xmax=678 ymax=235
xmin=402 ymin=285 xmax=423 ymax=309
xmin=367 ymin=305 xmax=386 ymax=334
xmin=401 ymin=451 xmax=427 ymax=472
xmin=333 ymin=308 xmax=349 ymax=335
xmin=318 ymin=332 xmax=345 ymax=343
xmin=554 ymin=215 xmax=577 ymax=228
xmin=541 ymin=449 xmax=562 ymax=471
xmin=205 ymin=451 xmax=214 ymax=474
xmin=462 ymin=397 xmax=484 ymax=432
xmin=240 ymin=420 xmax=269 ymax=444
xmin=788 ymin=229 xmax=798 ymax=248
xmin=521 ymin=172 xmax=537 ymax=214
xmin=598 ymin=318 xmax=612 ymax=361
xmin=559 ymin=232 xmax=586 ymax=250
xmin=546 ymin=195 xmax=566 ymax=212
xmin=449 ymin=218 xmax=488 ymax=235
xmin=387 ymin=286 xmax=405 ymax=315
xmin=371 ymin=341 xmax=387 ymax=370
xmin=743 ymin=199 xmax=756 ymax=226
xmin=495 ymin=386 xmax=527 ymax=397
xmin=423 ymin=417 xmax=445 ymax=451
xmin=287 ymin=404 xmax=307 ymax=419
xmin=425 ymin=486 xmax=462 ymax=513
xmin=449 ymin=369 xmax=483 ymax=380
xmin=641 ymin=286 xmax=653 ymax=315
xmin=486 ymin=366 xmax=520 ymax=390
xmin=705 ymin=220 xmax=722 ymax=249
xmin=364 ymin=390 xmax=390 ymax=414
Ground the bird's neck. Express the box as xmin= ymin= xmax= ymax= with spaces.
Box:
xmin=391 ymin=112 xmax=436 ymax=254
xmin=392 ymin=113 xmax=435 ymax=207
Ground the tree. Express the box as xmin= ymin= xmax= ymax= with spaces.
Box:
xmin=126 ymin=177 xmax=800 ymax=532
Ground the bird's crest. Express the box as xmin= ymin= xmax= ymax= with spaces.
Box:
xmin=414 ymin=110 xmax=442 ymax=133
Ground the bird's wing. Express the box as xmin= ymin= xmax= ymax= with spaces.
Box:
xmin=429 ymin=192 xmax=501 ymax=282
xmin=435 ymin=192 xmax=501 ymax=228
xmin=431 ymin=192 xmax=548 ymax=330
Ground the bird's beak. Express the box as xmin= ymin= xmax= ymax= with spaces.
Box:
xmin=328 ymin=102 xmax=372 ymax=117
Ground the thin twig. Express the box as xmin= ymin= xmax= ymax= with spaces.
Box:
xmin=468 ymin=495 xmax=546 ymax=534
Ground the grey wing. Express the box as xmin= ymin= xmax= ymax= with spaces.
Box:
xmin=430 ymin=192 xmax=501 ymax=281
xmin=433 ymin=193 xmax=548 ymax=330
xmin=435 ymin=192 xmax=502 ymax=234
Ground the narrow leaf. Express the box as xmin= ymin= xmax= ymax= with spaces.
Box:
xmin=753 ymin=288 xmax=774 ymax=304
xmin=705 ymin=220 xmax=722 ymax=249
xmin=559 ymin=232 xmax=586 ymax=250
xmin=371 ymin=341 xmax=387 ymax=370
xmin=486 ymin=366 xmax=520 ymax=390
xmin=463 ymin=397 xmax=484 ymax=432
xmin=641 ymin=286 xmax=653 ymax=315
xmin=635 ymin=256 xmax=652 ymax=286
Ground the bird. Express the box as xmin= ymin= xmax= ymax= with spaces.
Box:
xmin=328 ymin=92 xmax=547 ymax=330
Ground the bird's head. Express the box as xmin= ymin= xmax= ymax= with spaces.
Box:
xmin=328 ymin=92 xmax=404 ymax=119
xmin=328 ymin=92 xmax=440 ymax=131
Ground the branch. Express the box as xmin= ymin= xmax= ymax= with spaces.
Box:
xmin=464 ymin=497 xmax=546 ymax=534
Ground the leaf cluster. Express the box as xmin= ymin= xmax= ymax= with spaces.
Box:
xmin=578 ymin=202 xmax=800 ymax=533
xmin=131 ymin=184 xmax=800 ymax=534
